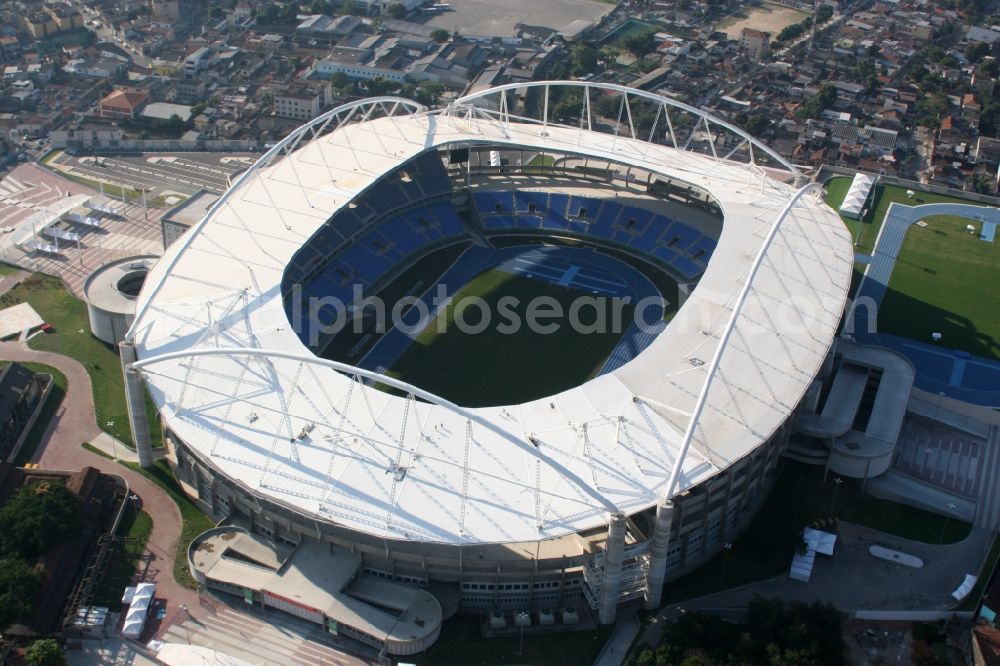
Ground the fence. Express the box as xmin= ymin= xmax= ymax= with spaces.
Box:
xmin=816 ymin=164 xmax=1000 ymax=207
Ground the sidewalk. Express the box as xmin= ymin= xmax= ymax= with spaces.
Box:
xmin=593 ymin=612 xmax=640 ymax=666
xmin=89 ymin=431 xmax=139 ymax=463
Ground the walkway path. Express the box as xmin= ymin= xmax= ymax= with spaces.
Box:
xmin=593 ymin=612 xmax=640 ymax=666
xmin=0 ymin=341 xmax=199 ymax=612
xmin=0 ymin=269 xmax=29 ymax=298
xmin=975 ymin=426 xmax=1000 ymax=529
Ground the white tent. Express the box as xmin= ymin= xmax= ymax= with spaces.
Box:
xmin=839 ymin=173 xmax=876 ymax=220
xmin=125 ymin=602 xmax=149 ymax=622
xmin=790 ymin=528 xmax=837 ymax=582
xmin=803 ymin=527 xmax=837 ymax=556
xmin=120 ymin=582 xmax=156 ymax=639
xmin=121 ymin=617 xmax=145 ymax=639
xmin=133 ymin=582 xmax=156 ymax=600
xmin=952 ymin=574 xmax=977 ymax=601
xmin=789 ymin=548 xmax=816 ymax=582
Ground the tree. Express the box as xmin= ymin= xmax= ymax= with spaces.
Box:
xmin=624 ymin=29 xmax=658 ymax=57
xmin=365 ymin=76 xmax=397 ymax=96
xmin=798 ymin=83 xmax=837 ymax=119
xmin=0 ymin=482 xmax=79 ymax=560
xmin=972 ymin=173 xmax=993 ymax=194
xmin=415 ymin=80 xmax=445 ymax=106
xmin=430 ymin=28 xmax=450 ymax=43
xmin=570 ymin=43 xmax=598 ymax=76
xmin=736 ymin=112 xmax=771 ymax=136
xmin=0 ymin=558 xmax=40 ymax=629
xmin=965 ymin=41 xmax=990 ymax=63
xmin=209 ymin=6 xmax=225 ymax=19
xmin=329 ymin=71 xmax=350 ymax=90
xmin=386 ymin=3 xmax=406 ymax=19
xmin=24 ymin=639 xmax=66 ymax=666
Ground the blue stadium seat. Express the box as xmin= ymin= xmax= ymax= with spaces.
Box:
xmin=567 ymin=195 xmax=595 ymax=219
xmin=652 ymin=246 xmax=678 ymax=264
xmin=671 ymin=257 xmax=701 ymax=280
xmin=549 ymin=194 xmax=570 ymax=218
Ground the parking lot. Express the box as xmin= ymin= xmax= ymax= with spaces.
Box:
xmin=0 ymin=162 xmax=166 ymax=296
xmin=50 ymin=152 xmax=256 ymax=197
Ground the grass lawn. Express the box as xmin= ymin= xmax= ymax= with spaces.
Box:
xmin=90 ymin=507 xmax=153 ymax=610
xmin=523 ymin=154 xmax=557 ymax=173
xmin=124 ymin=459 xmax=216 ymax=589
xmin=385 ymin=269 xmax=635 ymax=406
xmin=0 ymin=262 xmax=21 ymax=277
xmin=8 ymin=363 xmax=67 ymax=466
xmin=660 ymin=459 xmax=971 ymax=604
xmin=823 ymin=178 xmax=985 ymax=254
xmin=418 ymin=614 xmax=613 ymax=666
xmin=81 ymin=444 xmax=215 ymax=589
xmin=1 ymin=273 xmax=161 ymax=448
xmin=878 ymin=215 xmax=1000 ymax=359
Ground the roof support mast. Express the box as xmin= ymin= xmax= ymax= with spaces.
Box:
xmin=643 ymin=182 xmax=823 ymax=609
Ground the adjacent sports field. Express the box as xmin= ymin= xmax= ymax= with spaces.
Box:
xmin=385 ymin=269 xmax=636 ymax=407
xmin=879 ymin=215 xmax=1000 ymax=360
xmin=824 ymin=177 xmax=986 ymax=254
xmin=824 ymin=176 xmax=1000 ymax=300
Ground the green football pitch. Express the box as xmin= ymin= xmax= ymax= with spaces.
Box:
xmin=824 ymin=177 xmax=1000 ymax=358
xmin=384 ymin=269 xmax=640 ymax=407
xmin=879 ymin=215 xmax=1000 ymax=360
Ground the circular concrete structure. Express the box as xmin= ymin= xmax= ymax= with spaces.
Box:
xmin=84 ymin=255 xmax=157 ymax=346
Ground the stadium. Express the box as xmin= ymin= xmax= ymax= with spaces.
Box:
xmin=121 ymin=82 xmax=853 ymax=655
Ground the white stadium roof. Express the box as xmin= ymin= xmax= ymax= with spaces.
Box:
xmin=130 ymin=84 xmax=853 ymax=546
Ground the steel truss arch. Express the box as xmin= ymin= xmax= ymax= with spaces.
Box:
xmin=448 ymin=80 xmax=802 ymax=178
xmin=130 ymin=346 xmax=621 ymax=515
xmin=127 ymin=96 xmax=426 ymax=341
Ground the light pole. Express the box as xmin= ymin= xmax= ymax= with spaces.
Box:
xmin=719 ymin=542 xmax=733 ymax=587
xmin=830 ymin=477 xmax=843 ymax=516
xmin=179 ymin=603 xmax=192 ymax=643
xmin=939 ymin=502 xmax=957 ymax=543
xmin=106 ymin=420 xmax=119 ymax=461
xmin=932 ymin=391 xmax=946 ymax=429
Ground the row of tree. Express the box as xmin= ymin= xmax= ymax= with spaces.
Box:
xmin=630 ymin=597 xmax=846 ymax=666
xmin=328 ymin=72 xmax=447 ymax=107
xmin=0 ymin=482 xmax=80 ymax=629
xmin=773 ymin=6 xmax=834 ymax=45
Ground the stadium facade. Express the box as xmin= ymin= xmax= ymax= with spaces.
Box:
xmin=121 ymin=83 xmax=854 ymax=654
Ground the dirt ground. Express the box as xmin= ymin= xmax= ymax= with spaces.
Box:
xmin=717 ymin=2 xmax=808 ymax=39
xmin=417 ymin=0 xmax=615 ymax=37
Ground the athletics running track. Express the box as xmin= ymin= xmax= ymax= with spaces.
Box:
xmin=852 ymin=202 xmax=1000 ymax=406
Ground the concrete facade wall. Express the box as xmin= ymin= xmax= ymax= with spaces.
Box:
xmin=168 ymin=416 xmax=791 ymax=615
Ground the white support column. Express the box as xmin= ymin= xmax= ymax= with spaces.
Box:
xmin=120 ymin=341 xmax=154 ymax=467
xmin=643 ymin=497 xmax=675 ymax=609
xmin=598 ymin=511 xmax=627 ymax=625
